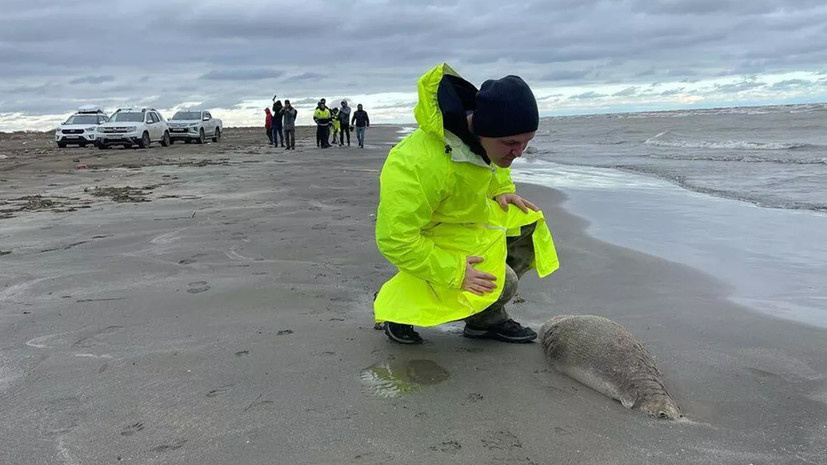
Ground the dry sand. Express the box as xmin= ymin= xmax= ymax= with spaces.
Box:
xmin=1 ymin=126 xmax=825 ymax=464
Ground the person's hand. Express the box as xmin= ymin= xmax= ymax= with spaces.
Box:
xmin=462 ymin=256 xmax=497 ymax=295
xmin=494 ymin=193 xmax=538 ymax=213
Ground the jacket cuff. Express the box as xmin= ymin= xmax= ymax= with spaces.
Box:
xmin=491 ymin=187 xmax=517 ymax=198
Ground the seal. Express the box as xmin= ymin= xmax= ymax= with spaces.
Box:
xmin=540 ymin=315 xmax=682 ymax=419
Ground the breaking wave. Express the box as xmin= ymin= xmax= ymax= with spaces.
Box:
xmin=644 ymin=136 xmax=809 ymax=151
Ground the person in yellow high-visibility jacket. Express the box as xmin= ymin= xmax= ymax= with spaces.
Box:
xmin=313 ymin=99 xmax=332 ymax=148
xmin=374 ymin=63 xmax=559 ymax=344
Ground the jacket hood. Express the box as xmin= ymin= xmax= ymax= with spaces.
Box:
xmin=265 ymin=108 xmax=272 ymax=115
xmin=414 ymin=63 xmax=488 ymax=163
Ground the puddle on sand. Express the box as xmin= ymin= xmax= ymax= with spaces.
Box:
xmin=360 ymin=359 xmax=450 ymax=398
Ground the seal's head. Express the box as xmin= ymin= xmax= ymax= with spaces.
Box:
xmin=640 ymin=394 xmax=682 ymax=420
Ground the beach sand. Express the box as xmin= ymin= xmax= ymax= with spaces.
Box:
xmin=1 ymin=127 xmax=825 ymax=464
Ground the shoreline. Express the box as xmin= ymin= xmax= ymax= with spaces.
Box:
xmin=1 ymin=127 xmax=825 ymax=464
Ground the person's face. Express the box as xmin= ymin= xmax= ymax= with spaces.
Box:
xmin=341 ymin=101 xmax=346 ymax=107
xmin=357 ymin=105 xmax=363 ymax=110
xmin=478 ymin=131 xmax=535 ymax=168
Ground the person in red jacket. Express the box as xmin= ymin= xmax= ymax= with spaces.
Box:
xmin=264 ymin=108 xmax=273 ymax=144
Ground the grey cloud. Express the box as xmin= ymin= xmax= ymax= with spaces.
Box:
xmin=770 ymin=79 xmax=812 ymax=90
xmin=612 ymin=87 xmax=639 ymax=97
xmin=291 ymin=72 xmax=326 ymax=82
xmin=286 ymin=98 xmax=323 ymax=106
xmin=69 ymin=75 xmax=115 ymax=85
xmin=569 ymin=91 xmax=605 ymax=100
xmin=659 ymin=88 xmax=686 ymax=96
xmin=200 ymin=69 xmax=284 ymax=81
xmin=197 ymin=96 xmax=247 ymax=110
xmin=372 ymin=101 xmax=418 ymax=110
xmin=711 ymin=79 xmax=766 ymax=94
xmin=666 ymin=69 xmax=697 ymax=77
xmin=102 ymin=84 xmax=140 ymax=93
xmin=539 ymin=70 xmax=591 ymax=81
xmin=9 ymin=82 xmax=54 ymax=93
xmin=3 ymin=0 xmax=827 ymax=128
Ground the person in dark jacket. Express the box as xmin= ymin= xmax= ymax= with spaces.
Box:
xmin=351 ymin=104 xmax=370 ymax=148
xmin=264 ymin=107 xmax=273 ymax=143
xmin=282 ymin=100 xmax=298 ymax=150
xmin=338 ymin=100 xmax=352 ymax=146
xmin=271 ymin=100 xmax=285 ymax=147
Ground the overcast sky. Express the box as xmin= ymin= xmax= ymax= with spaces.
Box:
xmin=2 ymin=0 xmax=827 ymax=130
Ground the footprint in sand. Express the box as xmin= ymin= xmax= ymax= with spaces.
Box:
xmin=186 ymin=281 xmax=210 ymax=294
xmin=120 ymin=422 xmax=144 ymax=436
xmin=481 ymin=430 xmax=538 ymax=464
xmin=206 ymin=384 xmax=233 ymax=398
xmin=481 ymin=430 xmax=522 ymax=451
xmin=178 ymin=253 xmax=208 ymax=265
xmin=429 ymin=441 xmax=462 ymax=453
xmin=150 ymin=439 xmax=187 ymax=453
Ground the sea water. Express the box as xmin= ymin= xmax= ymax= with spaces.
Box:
xmin=514 ymin=103 xmax=827 ymax=328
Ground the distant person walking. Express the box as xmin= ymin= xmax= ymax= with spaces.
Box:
xmin=272 ymin=100 xmax=285 ymax=147
xmin=264 ymin=107 xmax=273 ymax=144
xmin=282 ymin=100 xmax=297 ymax=150
xmin=352 ymin=104 xmax=370 ymax=148
xmin=313 ymin=99 xmax=332 ymax=149
xmin=338 ymin=100 xmax=352 ymax=146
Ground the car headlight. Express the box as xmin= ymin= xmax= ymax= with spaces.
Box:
xmin=96 ymin=127 xmax=104 ymax=132
xmin=85 ymin=126 xmax=96 ymax=132
xmin=125 ymin=126 xmax=137 ymax=132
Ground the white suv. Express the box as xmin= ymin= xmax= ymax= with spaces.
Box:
xmin=55 ymin=105 xmax=108 ymax=148
xmin=96 ymin=108 xmax=171 ymax=149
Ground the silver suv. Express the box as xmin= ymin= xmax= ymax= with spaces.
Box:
xmin=96 ymin=108 xmax=170 ymax=149
xmin=55 ymin=106 xmax=108 ymax=148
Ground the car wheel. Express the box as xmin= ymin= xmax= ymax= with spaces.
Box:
xmin=57 ymin=141 xmax=67 ymax=148
xmin=97 ymin=142 xmax=107 ymax=150
xmin=160 ymin=131 xmax=171 ymax=147
xmin=212 ymin=128 xmax=221 ymax=142
xmin=196 ymin=128 xmax=205 ymax=144
xmin=169 ymin=138 xmax=175 ymax=145
xmin=138 ymin=132 xmax=151 ymax=149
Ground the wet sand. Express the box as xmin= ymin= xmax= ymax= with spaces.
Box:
xmin=1 ymin=126 xmax=825 ymax=464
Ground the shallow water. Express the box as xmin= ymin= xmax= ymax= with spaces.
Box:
xmin=513 ymin=161 xmax=827 ymax=328
xmin=360 ymin=359 xmax=450 ymax=398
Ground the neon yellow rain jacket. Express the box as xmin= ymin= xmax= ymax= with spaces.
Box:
xmin=374 ymin=63 xmax=559 ymax=327
xmin=313 ymin=107 xmax=331 ymax=125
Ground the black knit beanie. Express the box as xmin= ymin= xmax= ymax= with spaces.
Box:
xmin=472 ymin=75 xmax=539 ymax=137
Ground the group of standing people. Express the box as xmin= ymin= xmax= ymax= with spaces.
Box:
xmin=313 ymin=99 xmax=370 ymax=149
xmin=265 ymin=97 xmax=298 ymax=149
xmin=265 ymin=97 xmax=369 ymax=150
